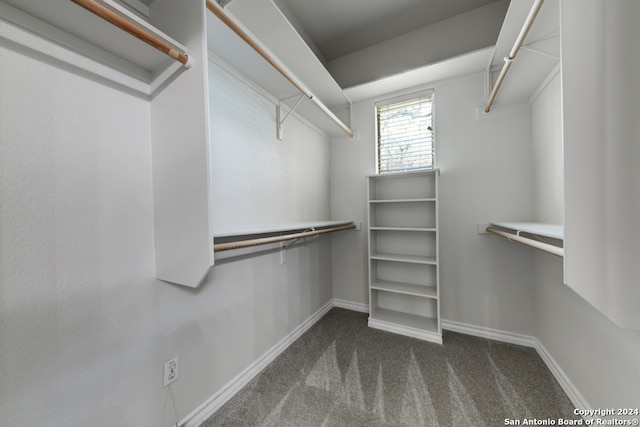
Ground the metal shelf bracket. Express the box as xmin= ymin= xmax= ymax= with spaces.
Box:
xmin=277 ymin=94 xmax=306 ymax=141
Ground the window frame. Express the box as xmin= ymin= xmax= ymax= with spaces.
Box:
xmin=375 ymin=89 xmax=435 ymax=174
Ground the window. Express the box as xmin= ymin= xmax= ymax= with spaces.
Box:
xmin=376 ymin=91 xmax=434 ymax=173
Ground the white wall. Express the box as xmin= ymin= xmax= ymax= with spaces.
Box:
xmin=331 ymin=73 xmax=537 ymax=335
xmin=533 ymin=254 xmax=640 ymax=409
xmin=208 ymin=59 xmax=331 ymax=228
xmin=0 ymin=44 xmax=158 ymax=425
xmin=0 ymin=42 xmax=333 ymax=426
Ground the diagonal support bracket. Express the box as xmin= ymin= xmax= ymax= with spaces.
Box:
xmin=276 ymin=94 xmax=306 ymax=141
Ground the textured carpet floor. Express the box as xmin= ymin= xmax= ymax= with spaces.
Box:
xmin=203 ymin=308 xmax=576 ymax=426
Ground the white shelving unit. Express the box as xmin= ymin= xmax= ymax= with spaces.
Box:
xmin=367 ymin=170 xmax=442 ymax=344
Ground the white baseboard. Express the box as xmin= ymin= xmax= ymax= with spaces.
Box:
xmin=441 ymin=319 xmax=537 ymax=348
xmin=533 ymin=337 xmax=591 ymax=412
xmin=368 ymin=317 xmax=443 ymax=344
xmin=182 ymin=300 xmax=334 ymax=427
xmin=442 ymin=319 xmax=589 ymax=411
xmin=332 ymin=298 xmax=369 ymax=313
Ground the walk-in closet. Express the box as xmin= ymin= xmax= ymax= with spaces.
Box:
xmin=1 ymin=0 xmax=639 ymax=425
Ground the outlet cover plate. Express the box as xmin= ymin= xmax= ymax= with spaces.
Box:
xmin=163 ymin=356 xmax=179 ymax=387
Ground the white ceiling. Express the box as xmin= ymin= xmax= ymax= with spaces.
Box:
xmin=274 ymin=0 xmax=501 ymax=61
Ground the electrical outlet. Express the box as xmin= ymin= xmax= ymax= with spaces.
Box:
xmin=163 ymin=357 xmax=179 ymax=387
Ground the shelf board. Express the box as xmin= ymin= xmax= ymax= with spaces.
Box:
xmin=0 ymin=0 xmax=189 ymax=95
xmin=214 ymin=220 xmax=354 ymax=238
xmin=368 ymin=309 xmax=441 ymax=344
xmin=489 ymin=222 xmax=563 ymax=240
xmin=370 ymin=198 xmax=436 ymax=204
xmin=226 ymin=0 xmax=348 ymax=109
xmin=370 ymin=253 xmax=437 ymax=265
xmin=370 ymin=226 xmax=435 ymax=232
xmin=371 ymin=280 xmax=437 ymax=299
xmin=371 ymin=308 xmax=438 ymax=332
xmin=206 ymin=0 xmax=352 ymax=137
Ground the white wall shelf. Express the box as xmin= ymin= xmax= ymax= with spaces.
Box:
xmin=367 ymin=170 xmax=442 ymax=344
xmin=205 ymin=0 xmax=352 ymax=138
xmin=213 ymin=220 xmax=354 ymax=239
xmin=486 ymin=222 xmax=564 ymax=258
xmin=371 ymin=280 xmax=438 ymax=299
xmin=213 ymin=221 xmax=356 ymax=259
xmin=370 ymin=253 xmax=437 ymax=265
xmin=490 ymin=222 xmax=563 ymax=240
xmin=0 ymin=0 xmax=190 ymax=96
xmin=370 ymin=198 xmax=436 ymax=203
xmin=370 ymin=227 xmax=436 ymax=232
xmin=369 ymin=309 xmax=439 ymax=340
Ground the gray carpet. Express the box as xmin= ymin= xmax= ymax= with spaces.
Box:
xmin=203 ymin=308 xmax=576 ymax=426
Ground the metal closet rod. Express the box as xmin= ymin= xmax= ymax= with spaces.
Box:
xmin=70 ymin=0 xmax=190 ymax=66
xmin=486 ymin=226 xmax=564 ymax=258
xmin=205 ymin=0 xmax=354 ymax=138
xmin=484 ymin=0 xmax=545 ymax=113
xmin=214 ymin=224 xmax=356 ymax=252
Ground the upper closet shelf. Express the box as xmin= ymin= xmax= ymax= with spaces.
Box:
xmin=490 ymin=222 xmax=563 ymax=240
xmin=484 ymin=0 xmax=559 ymax=110
xmin=487 ymin=222 xmax=564 ymax=257
xmin=213 ymin=221 xmax=356 ymax=253
xmin=205 ymin=0 xmax=353 ymax=138
xmin=0 ymin=0 xmax=190 ymax=96
xmin=214 ymin=220 xmax=355 ymax=239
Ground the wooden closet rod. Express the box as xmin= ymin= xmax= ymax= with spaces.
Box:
xmin=70 ymin=0 xmax=190 ymax=66
xmin=205 ymin=0 xmax=354 ymax=138
xmin=484 ymin=0 xmax=545 ymax=113
xmin=310 ymin=97 xmax=354 ymax=137
xmin=214 ymin=224 xmax=356 ymax=252
xmin=486 ymin=226 xmax=563 ymax=258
